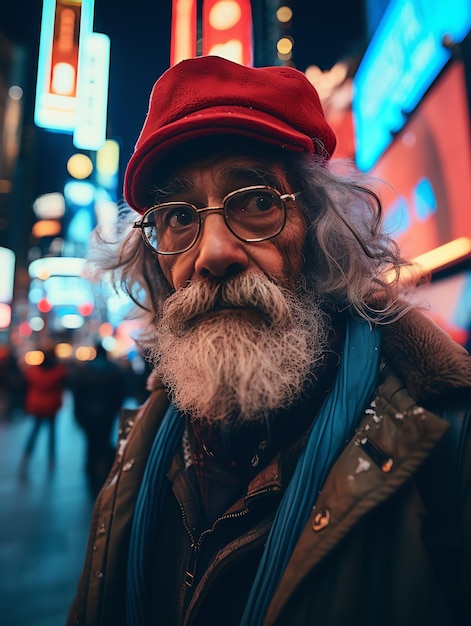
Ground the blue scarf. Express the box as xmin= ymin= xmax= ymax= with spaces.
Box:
xmin=127 ymin=317 xmax=380 ymax=625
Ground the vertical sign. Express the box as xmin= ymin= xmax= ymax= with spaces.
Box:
xmin=34 ymin=0 xmax=95 ymax=132
xmin=170 ymin=0 xmax=197 ymax=66
xmin=73 ymin=33 xmax=111 ymax=151
xmin=202 ymin=0 xmax=253 ymax=66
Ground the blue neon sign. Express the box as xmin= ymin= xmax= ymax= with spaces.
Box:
xmin=353 ymin=0 xmax=471 ymax=171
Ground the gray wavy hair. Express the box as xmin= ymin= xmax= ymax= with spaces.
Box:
xmin=86 ymin=147 xmax=421 ymax=347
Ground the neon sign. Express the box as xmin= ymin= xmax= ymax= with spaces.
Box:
xmin=353 ymin=0 xmax=471 ymax=171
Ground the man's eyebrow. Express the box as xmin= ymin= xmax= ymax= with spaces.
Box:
xmin=151 ymin=177 xmax=193 ymax=202
xmin=220 ymin=165 xmax=281 ymax=188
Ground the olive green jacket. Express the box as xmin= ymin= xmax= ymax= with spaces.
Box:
xmin=68 ymin=309 xmax=471 ymax=626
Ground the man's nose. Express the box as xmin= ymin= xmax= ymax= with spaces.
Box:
xmin=193 ymin=212 xmax=250 ymax=279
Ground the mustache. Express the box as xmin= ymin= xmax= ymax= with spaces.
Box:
xmin=161 ymin=273 xmax=295 ymax=332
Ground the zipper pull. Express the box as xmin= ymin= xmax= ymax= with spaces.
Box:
xmin=185 ymin=542 xmax=199 ymax=587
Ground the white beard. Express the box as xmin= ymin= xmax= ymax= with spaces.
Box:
xmin=149 ymin=272 xmax=329 ymax=427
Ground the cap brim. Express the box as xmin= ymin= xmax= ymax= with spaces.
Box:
xmin=124 ymin=107 xmax=316 ymax=213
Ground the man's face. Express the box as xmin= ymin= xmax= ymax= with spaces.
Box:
xmin=155 ymin=154 xmax=307 ymax=292
xmin=148 ymin=152 xmax=328 ymax=426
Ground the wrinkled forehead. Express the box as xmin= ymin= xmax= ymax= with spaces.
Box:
xmin=145 ymin=135 xmax=293 ymax=193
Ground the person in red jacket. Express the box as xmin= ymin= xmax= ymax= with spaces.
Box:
xmin=20 ymin=344 xmax=68 ymax=472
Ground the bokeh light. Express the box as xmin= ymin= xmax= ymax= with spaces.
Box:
xmin=67 ymin=153 xmax=94 ymax=180
xmin=25 ymin=350 xmax=45 ymax=366
xmin=56 ymin=343 xmax=73 ymax=359
xmin=76 ymin=345 xmax=96 ymax=361
xmin=277 ymin=37 xmax=293 ymax=55
xmin=276 ymin=6 xmax=293 ymax=23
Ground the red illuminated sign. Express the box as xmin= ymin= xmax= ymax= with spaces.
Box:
xmin=49 ymin=1 xmax=81 ymax=97
xmin=170 ymin=0 xmax=253 ymax=68
xmin=202 ymin=0 xmax=253 ymax=66
xmin=170 ymin=0 xmax=197 ymax=67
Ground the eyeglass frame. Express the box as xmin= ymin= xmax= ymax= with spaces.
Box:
xmin=132 ymin=184 xmax=301 ymax=256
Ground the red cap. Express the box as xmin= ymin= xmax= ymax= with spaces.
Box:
xmin=124 ymin=55 xmax=336 ymax=213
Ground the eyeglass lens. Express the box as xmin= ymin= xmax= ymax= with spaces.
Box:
xmin=144 ymin=205 xmax=199 ymax=253
xmin=143 ymin=188 xmax=285 ymax=254
xmin=225 ymin=188 xmax=284 ymax=240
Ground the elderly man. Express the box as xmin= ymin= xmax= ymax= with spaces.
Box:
xmin=68 ymin=56 xmax=471 ymax=626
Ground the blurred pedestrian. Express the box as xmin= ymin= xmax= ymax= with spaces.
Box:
xmin=71 ymin=343 xmax=126 ymax=495
xmin=0 ymin=345 xmax=26 ymax=421
xmin=20 ymin=344 xmax=68 ymax=473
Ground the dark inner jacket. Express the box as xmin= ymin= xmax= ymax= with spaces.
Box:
xmin=68 ymin=307 xmax=471 ymax=626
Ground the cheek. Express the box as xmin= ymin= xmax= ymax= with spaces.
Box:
xmin=278 ymin=217 xmax=307 ymax=278
xmin=158 ymin=254 xmax=194 ymax=290
xmin=158 ymin=257 xmax=175 ymax=287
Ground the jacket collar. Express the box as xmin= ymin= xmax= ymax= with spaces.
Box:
xmin=381 ymin=307 xmax=471 ymax=404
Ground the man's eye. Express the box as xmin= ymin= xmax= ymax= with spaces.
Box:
xmin=243 ymin=192 xmax=277 ymax=213
xmin=164 ymin=206 xmax=196 ymax=228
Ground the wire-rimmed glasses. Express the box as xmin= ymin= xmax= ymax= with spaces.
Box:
xmin=132 ymin=185 xmax=300 ymax=255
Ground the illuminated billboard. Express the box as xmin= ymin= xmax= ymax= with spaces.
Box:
xmin=353 ymin=0 xmax=471 ymax=171
xmin=34 ymin=0 xmax=95 ymax=132
xmin=372 ymin=62 xmax=471 ymax=262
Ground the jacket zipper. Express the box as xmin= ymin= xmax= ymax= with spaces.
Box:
xmin=185 ymin=542 xmax=199 ymax=587
xmin=174 ymin=499 xmax=250 ymax=625
xmin=177 ymin=498 xmax=251 ymax=589
xmin=179 ymin=484 xmax=279 ymax=592
xmin=172 ymin=481 xmax=282 ymax=625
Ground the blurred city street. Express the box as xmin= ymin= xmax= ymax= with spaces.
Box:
xmin=0 ymin=393 xmax=98 ymax=626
